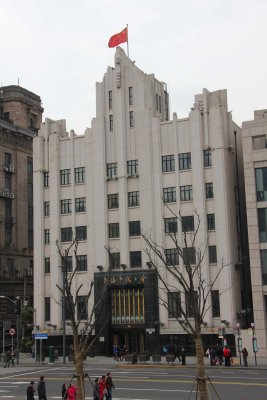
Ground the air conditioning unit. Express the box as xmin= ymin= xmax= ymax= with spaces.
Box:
xmin=9 ymin=165 xmax=15 ymax=173
xmin=9 ymin=193 xmax=15 ymax=199
xmin=27 ymin=268 xmax=33 ymax=277
xmin=3 ymin=190 xmax=10 ymax=197
xmin=3 ymin=166 xmax=9 ymax=172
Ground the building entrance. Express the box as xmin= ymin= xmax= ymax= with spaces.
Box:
xmin=113 ymin=330 xmax=145 ymax=354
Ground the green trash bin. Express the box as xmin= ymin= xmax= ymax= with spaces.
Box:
xmin=49 ymin=346 xmax=55 ymax=363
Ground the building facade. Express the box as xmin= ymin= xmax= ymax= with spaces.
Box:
xmin=0 ymin=85 xmax=43 ymax=329
xmin=33 ymin=48 xmax=250 ymax=355
xmin=242 ymin=110 xmax=267 ymax=357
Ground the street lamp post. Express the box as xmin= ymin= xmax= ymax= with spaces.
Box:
xmin=0 ymin=296 xmax=20 ymax=365
xmin=251 ymin=322 xmax=258 ymax=366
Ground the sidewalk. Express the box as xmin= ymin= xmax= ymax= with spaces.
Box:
xmin=0 ymin=354 xmax=265 ymax=372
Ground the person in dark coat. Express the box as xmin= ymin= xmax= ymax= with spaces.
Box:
xmin=242 ymin=348 xmax=248 ymax=366
xmin=37 ymin=376 xmax=47 ymax=400
xmin=106 ymin=372 xmax=115 ymax=400
xmin=93 ymin=378 xmax=100 ymax=400
xmin=62 ymin=383 xmax=67 ymax=400
xmin=27 ymin=381 xmax=35 ymax=400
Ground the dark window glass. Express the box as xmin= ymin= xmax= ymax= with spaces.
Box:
xmin=129 ymin=221 xmax=141 ymax=236
xmin=4 ymin=153 xmax=12 ymax=167
xmin=163 ymin=187 xmax=176 ymax=203
xmin=76 ymin=255 xmax=87 ymax=272
xmin=130 ymin=251 xmax=142 ymax=268
xmin=129 ymin=87 xmax=133 ymax=105
xmin=108 ymin=223 xmax=120 ymax=238
xmin=165 ymin=248 xmax=179 ymax=266
xmin=44 ymin=172 xmax=49 ymax=187
xmin=209 ymin=246 xmax=217 ymax=264
xmin=164 ymin=218 xmax=178 ymax=234
xmin=260 ymin=249 xmax=267 ymax=285
xmin=255 ymin=168 xmax=267 ymax=201
xmin=61 ymin=199 xmax=71 ymax=214
xmin=168 ymin=292 xmax=181 ymax=318
xmin=180 ymin=185 xmax=193 ymax=201
xmin=185 ymin=292 xmax=197 ymax=318
xmin=204 ymin=149 xmax=212 ymax=167
xmin=107 ymin=163 xmax=117 ymax=178
xmin=129 ymin=111 xmax=134 ymax=128
xmin=183 ymin=247 xmax=196 ymax=265
xmin=65 ymin=256 xmax=73 ymax=272
xmin=128 ymin=191 xmax=139 ymax=207
xmin=44 ymin=297 xmax=50 ymax=321
xmin=75 ymin=167 xmax=85 ymax=183
xmin=109 ymin=115 xmax=113 ymax=131
xmin=44 ymin=229 xmax=50 ymax=244
xmin=108 ymin=90 xmax=112 ymax=109
xmin=60 ymin=169 xmax=71 ymax=185
xmin=61 ymin=227 xmax=72 ymax=242
xmin=211 ymin=290 xmax=220 ymax=317
xmin=206 ymin=182 xmax=214 ymax=199
xmin=179 ymin=153 xmax=191 ymax=170
xmin=75 ymin=226 xmax=87 ymax=241
xmin=207 ymin=214 xmax=215 ymax=230
xmin=44 ymin=201 xmax=50 ymax=216
xmin=162 ymin=155 xmax=175 ymax=172
xmin=77 ymin=296 xmax=88 ymax=319
xmin=44 ymin=257 xmax=50 ymax=274
xmin=75 ymin=197 xmax=86 ymax=212
xmin=127 ymin=160 xmax=138 ymax=176
xmin=109 ymin=252 xmax=120 ymax=269
xmin=182 ymin=216 xmax=194 ymax=232
xmin=258 ymin=208 xmax=267 ymax=242
xmin=107 ymin=194 xmax=119 ymax=209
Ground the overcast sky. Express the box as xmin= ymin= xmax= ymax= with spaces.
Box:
xmin=1 ymin=0 xmax=266 ymax=134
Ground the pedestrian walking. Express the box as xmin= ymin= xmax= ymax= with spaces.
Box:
xmin=62 ymin=383 xmax=67 ymax=400
xmin=223 ymin=346 xmax=231 ymax=367
xmin=27 ymin=381 xmax=35 ymax=400
xmin=99 ymin=375 xmax=107 ymax=400
xmin=242 ymin=348 xmax=248 ymax=366
xmin=217 ymin=346 xmax=224 ymax=366
xmin=67 ymin=383 xmax=78 ymax=400
xmin=93 ymin=378 xmax=100 ymax=400
xmin=37 ymin=376 xmax=47 ymax=400
xmin=106 ymin=372 xmax=115 ymax=400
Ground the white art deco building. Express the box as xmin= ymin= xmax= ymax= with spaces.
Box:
xmin=33 ymin=47 xmax=251 ymax=355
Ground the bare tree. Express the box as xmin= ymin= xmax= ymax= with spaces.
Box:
xmin=142 ymin=210 xmax=227 ymax=400
xmin=56 ymin=239 xmax=108 ymax=400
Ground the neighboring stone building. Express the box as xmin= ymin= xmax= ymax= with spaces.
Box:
xmin=33 ymin=47 xmax=251 ymax=356
xmin=0 ymin=85 xmax=43 ymax=328
xmin=242 ymin=110 xmax=267 ymax=357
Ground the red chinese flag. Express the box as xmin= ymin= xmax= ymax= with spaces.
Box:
xmin=108 ymin=27 xmax=128 ymax=48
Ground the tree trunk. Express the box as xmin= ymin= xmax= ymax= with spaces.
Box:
xmin=74 ymin=337 xmax=85 ymax=400
xmin=195 ymin=335 xmax=208 ymax=400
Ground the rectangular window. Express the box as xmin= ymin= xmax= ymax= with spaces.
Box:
xmin=211 ymin=290 xmax=220 ymax=317
xmin=255 ymin=168 xmax=267 ymax=201
xmin=61 ymin=199 xmax=71 ymax=214
xmin=77 ymin=296 xmax=88 ymax=320
xmin=165 ymin=248 xmax=179 ymax=266
xmin=260 ymin=249 xmax=267 ymax=285
xmin=76 ymin=255 xmax=87 ymax=272
xmin=44 ymin=172 xmax=49 ymax=187
xmin=168 ymin=292 xmax=181 ymax=318
xmin=75 ymin=167 xmax=85 ymax=183
xmin=109 ymin=252 xmax=120 ymax=270
xmin=159 ymin=95 xmax=162 ymax=113
xmin=75 ymin=197 xmax=86 ymax=212
xmin=75 ymin=226 xmax=87 ymax=241
xmin=129 ymin=111 xmax=134 ymax=128
xmin=108 ymin=223 xmax=120 ymax=238
xmin=4 ymin=152 xmax=12 ymax=167
xmin=180 ymin=185 xmax=193 ymax=201
xmin=183 ymin=247 xmax=196 ymax=265
xmin=44 ymin=257 xmax=50 ymax=274
xmin=162 ymin=155 xmax=175 ymax=172
xmin=128 ymin=191 xmax=139 ymax=207
xmin=108 ymin=90 xmax=112 ymax=109
xmin=258 ymin=208 xmax=267 ymax=242
xmin=129 ymin=87 xmax=133 ymax=105
xmin=111 ymin=288 xmax=145 ymax=324
xmin=61 ymin=227 xmax=72 ymax=242
xmin=130 ymin=251 xmax=142 ymax=268
xmin=44 ymin=229 xmax=50 ymax=244
xmin=127 ymin=160 xmax=138 ymax=176
xmin=185 ymin=292 xmax=197 ymax=318
xmin=44 ymin=297 xmax=50 ymax=321
xmin=207 ymin=214 xmax=215 ymax=231
xmin=60 ymin=169 xmax=71 ymax=185
xmin=206 ymin=183 xmax=214 ymax=199
xmin=203 ymin=149 xmax=212 ymax=167
xmin=109 ymin=115 xmax=113 ymax=131
xmin=209 ymin=245 xmax=217 ymax=264
xmin=129 ymin=221 xmax=141 ymax=237
xmin=65 ymin=256 xmax=72 ymax=272
xmin=156 ymin=93 xmax=159 ymax=111
xmin=164 ymin=90 xmax=169 ymax=121
xmin=164 ymin=217 xmax=178 ymax=234
xmin=163 ymin=187 xmax=176 ymax=203
xmin=44 ymin=201 xmax=50 ymax=216
xmin=179 ymin=152 xmax=191 ymax=170
xmin=252 ymin=135 xmax=267 ymax=150
xmin=107 ymin=162 xmax=118 ymax=179
xmin=182 ymin=216 xmax=194 ymax=232
xmin=107 ymin=193 xmax=119 ymax=209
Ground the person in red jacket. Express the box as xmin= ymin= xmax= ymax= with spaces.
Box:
xmin=67 ymin=383 xmax=78 ymax=400
xmin=99 ymin=375 xmax=107 ymax=400
xmin=223 ymin=346 xmax=231 ymax=367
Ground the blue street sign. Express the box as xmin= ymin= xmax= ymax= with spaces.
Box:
xmin=34 ymin=333 xmax=48 ymax=339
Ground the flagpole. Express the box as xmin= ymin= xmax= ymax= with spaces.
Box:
xmin=126 ymin=24 xmax=129 ymax=57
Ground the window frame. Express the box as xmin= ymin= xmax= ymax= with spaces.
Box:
xmin=74 ymin=167 xmax=85 ymax=184
xmin=60 ymin=169 xmax=71 ymax=185
xmin=127 ymin=160 xmax=139 ymax=176
xmin=181 ymin=216 xmax=194 ymax=232
xmin=179 ymin=152 xmax=191 ymax=170
xmin=107 ymin=193 xmax=119 ymax=209
xmin=128 ymin=191 xmax=140 ymax=207
xmin=205 ymin=182 xmax=214 ymax=199
xmin=108 ymin=223 xmax=120 ymax=239
xmin=168 ymin=292 xmax=181 ymax=318
xmin=164 ymin=217 xmax=178 ymax=234
xmin=75 ymin=226 xmax=87 ymax=241
xmin=60 ymin=199 xmax=71 ymax=214
xmin=76 ymin=255 xmax=87 ymax=272
xmin=163 ymin=187 xmax=176 ymax=203
xmin=130 ymin=251 xmax=142 ymax=268
xmin=129 ymin=221 xmax=141 ymax=237
xmin=180 ymin=185 xmax=193 ymax=202
xmin=162 ymin=155 xmax=175 ymax=173
xmin=61 ymin=227 xmax=73 ymax=242
xmin=75 ymin=197 xmax=86 ymax=213
xmin=107 ymin=162 xmax=118 ymax=179
xmin=165 ymin=248 xmax=179 ymax=266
